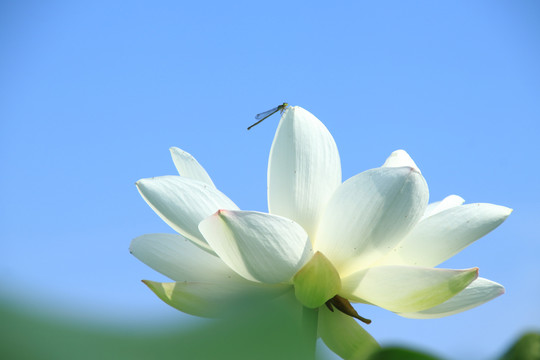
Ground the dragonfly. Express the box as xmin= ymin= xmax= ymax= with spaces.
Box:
xmin=247 ymin=102 xmax=289 ymax=130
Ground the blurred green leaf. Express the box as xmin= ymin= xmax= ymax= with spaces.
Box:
xmin=500 ymin=332 xmax=540 ymax=360
xmin=367 ymin=347 xmax=441 ymax=360
xmin=0 ymin=296 xmax=315 ymax=360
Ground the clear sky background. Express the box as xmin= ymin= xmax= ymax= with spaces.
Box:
xmin=1 ymin=1 xmax=539 ymax=359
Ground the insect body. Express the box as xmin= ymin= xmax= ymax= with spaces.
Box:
xmin=247 ymin=102 xmax=289 ymax=130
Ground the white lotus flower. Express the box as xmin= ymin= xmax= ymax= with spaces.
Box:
xmin=130 ymin=106 xmax=511 ymax=359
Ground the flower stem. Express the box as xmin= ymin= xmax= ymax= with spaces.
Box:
xmin=301 ymin=306 xmax=319 ymax=359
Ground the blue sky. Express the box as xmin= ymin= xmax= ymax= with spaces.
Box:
xmin=1 ymin=1 xmax=539 ymax=359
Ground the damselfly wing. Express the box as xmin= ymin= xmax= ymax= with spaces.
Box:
xmin=247 ymin=102 xmax=289 ymax=130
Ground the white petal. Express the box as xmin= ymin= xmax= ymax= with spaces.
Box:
xmin=382 ymin=149 xmax=421 ymax=173
xmin=398 ymin=277 xmax=505 ymax=319
xmin=136 ymin=176 xmax=239 ymax=250
xmin=268 ymin=106 xmax=341 ymax=239
xmin=318 ymin=305 xmax=379 ymax=360
xmin=199 ymin=210 xmax=313 ymax=284
xmin=143 ymin=280 xmax=288 ymax=318
xmin=379 ymin=203 xmax=512 ymax=267
xmin=130 ymin=233 xmax=243 ymax=282
xmin=315 ymin=166 xmax=428 ymax=273
xmin=341 ymin=265 xmax=478 ymax=313
xmin=169 ymin=147 xmax=216 ymax=188
xmin=422 ymin=195 xmax=465 ymax=220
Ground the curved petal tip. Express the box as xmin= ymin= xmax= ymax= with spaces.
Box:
xmin=382 ymin=149 xmax=421 ymax=174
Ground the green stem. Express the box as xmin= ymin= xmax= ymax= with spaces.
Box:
xmin=301 ymin=306 xmax=319 ymax=359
